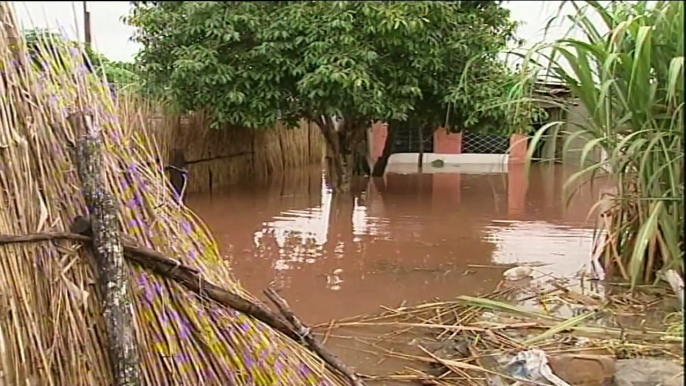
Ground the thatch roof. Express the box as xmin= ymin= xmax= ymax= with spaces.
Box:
xmin=0 ymin=3 xmax=349 ymax=385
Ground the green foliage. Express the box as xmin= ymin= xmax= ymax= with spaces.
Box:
xmin=512 ymin=1 xmax=684 ymax=287
xmin=102 ymin=60 xmax=140 ymax=90
xmin=446 ymin=63 xmax=544 ymax=134
xmin=23 ymin=28 xmax=139 ymax=89
xmin=127 ymin=1 xmax=524 ymax=132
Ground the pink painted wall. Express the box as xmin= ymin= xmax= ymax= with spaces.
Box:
xmin=433 ymin=129 xmax=462 ymax=154
xmin=370 ymin=122 xmax=388 ymax=161
xmin=432 ymin=173 xmax=461 ymax=206
xmin=368 ymin=124 xmax=529 ymax=167
xmin=367 ymin=123 xmax=530 ymax=219
xmin=507 ymin=134 xmax=529 ymax=218
xmin=507 ymin=164 xmax=527 ymax=219
xmin=508 ymin=134 xmax=528 ymax=165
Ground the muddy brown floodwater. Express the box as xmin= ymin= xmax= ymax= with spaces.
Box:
xmin=186 ymin=163 xmax=612 ymax=382
xmin=187 ymin=164 xmax=609 ymax=321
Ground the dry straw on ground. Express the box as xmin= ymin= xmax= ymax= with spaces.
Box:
xmin=315 ymin=282 xmax=683 ymax=385
xmin=0 ymin=4 xmax=347 ymax=385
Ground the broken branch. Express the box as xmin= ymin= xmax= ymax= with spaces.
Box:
xmin=0 ymin=229 xmax=300 ymax=342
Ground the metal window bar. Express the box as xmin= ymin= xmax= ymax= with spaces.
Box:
xmin=461 ymin=131 xmax=510 ymax=154
xmin=391 ymin=123 xmax=434 ymax=154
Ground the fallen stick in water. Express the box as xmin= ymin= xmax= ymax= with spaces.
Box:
xmin=264 ymin=288 xmax=365 ymax=386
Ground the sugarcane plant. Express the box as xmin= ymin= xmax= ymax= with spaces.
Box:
xmin=511 ymin=0 xmax=684 ymax=288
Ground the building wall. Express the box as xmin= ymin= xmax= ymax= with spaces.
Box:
xmin=539 ymin=107 xmax=564 ymax=162
xmin=561 ymin=102 xmax=604 ymax=166
xmin=433 ymin=129 xmax=462 ymax=154
xmin=370 ymin=122 xmax=388 ymax=161
xmin=369 ymin=124 xmax=526 ymax=166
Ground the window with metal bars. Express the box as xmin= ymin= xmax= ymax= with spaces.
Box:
xmin=391 ymin=123 xmax=434 ymax=154
xmin=461 ymin=131 xmax=510 ymax=154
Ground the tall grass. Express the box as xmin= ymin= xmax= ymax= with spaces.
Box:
xmin=514 ymin=1 xmax=683 ymax=288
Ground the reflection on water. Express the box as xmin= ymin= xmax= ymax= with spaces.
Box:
xmin=186 ymin=164 xmax=611 ymax=324
xmin=253 ymin=173 xmax=331 ymax=271
xmin=487 ymin=222 xmax=596 ymax=277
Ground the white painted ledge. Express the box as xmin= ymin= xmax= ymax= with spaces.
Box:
xmin=386 ymin=153 xmax=509 ymax=174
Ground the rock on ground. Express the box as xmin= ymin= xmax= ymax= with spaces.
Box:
xmin=548 ymin=354 xmax=615 ymax=386
xmin=614 ymin=359 xmax=684 ymax=386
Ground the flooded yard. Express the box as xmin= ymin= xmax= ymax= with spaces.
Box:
xmin=186 ymin=164 xmax=607 ymax=324
xmin=186 ymin=164 xmax=684 ymax=385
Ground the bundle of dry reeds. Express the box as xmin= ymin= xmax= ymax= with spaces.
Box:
xmin=0 ymin=4 xmax=348 ymax=385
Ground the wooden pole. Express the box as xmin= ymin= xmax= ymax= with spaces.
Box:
xmin=68 ymin=112 xmax=141 ymax=386
xmin=0 ymin=2 xmax=27 ymax=68
xmin=417 ymin=123 xmax=424 ymax=172
xmin=83 ymin=1 xmax=92 ymax=46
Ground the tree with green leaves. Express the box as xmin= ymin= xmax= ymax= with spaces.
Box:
xmin=127 ymin=1 xmax=522 ymax=192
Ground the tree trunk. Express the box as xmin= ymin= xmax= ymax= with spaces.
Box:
xmin=68 ymin=113 xmax=141 ymax=386
xmin=353 ymin=133 xmax=371 ymax=177
xmin=371 ymin=123 xmax=396 ymax=177
xmin=417 ymin=124 xmax=424 ymax=173
xmin=317 ymin=116 xmax=365 ymax=194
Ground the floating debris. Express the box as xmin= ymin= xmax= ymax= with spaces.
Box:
xmin=315 ymin=277 xmax=683 ymax=385
xmin=503 ymin=266 xmax=534 ymax=281
xmin=430 ymin=159 xmax=445 ymax=168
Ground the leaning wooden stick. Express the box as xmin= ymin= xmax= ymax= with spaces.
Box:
xmin=264 ymin=288 xmax=365 ymax=386
xmin=0 ymin=229 xmax=303 ymax=342
xmin=68 ymin=112 xmax=141 ymax=386
xmin=0 ymin=228 xmax=363 ymax=386
xmin=0 ymin=230 xmax=360 ymax=378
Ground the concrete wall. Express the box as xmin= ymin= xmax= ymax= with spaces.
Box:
xmin=369 ymin=124 xmax=527 ymax=168
xmin=540 ymin=107 xmax=564 ymax=162
xmin=370 ymin=122 xmax=388 ymax=162
xmin=560 ymin=102 xmax=604 ymax=166
xmin=433 ymin=129 xmax=462 ymax=154
xmin=386 ymin=157 xmax=509 ymax=173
